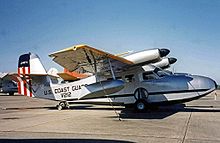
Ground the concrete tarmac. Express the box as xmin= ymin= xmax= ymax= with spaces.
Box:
xmin=0 ymin=91 xmax=220 ymax=143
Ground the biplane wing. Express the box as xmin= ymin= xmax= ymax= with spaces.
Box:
xmin=49 ymin=44 xmax=134 ymax=74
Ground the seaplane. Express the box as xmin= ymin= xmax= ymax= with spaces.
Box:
xmin=16 ymin=44 xmax=217 ymax=111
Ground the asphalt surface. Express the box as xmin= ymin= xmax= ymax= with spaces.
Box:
xmin=0 ymin=90 xmax=220 ymax=143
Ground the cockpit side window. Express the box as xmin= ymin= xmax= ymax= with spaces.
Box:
xmin=142 ymin=72 xmax=157 ymax=80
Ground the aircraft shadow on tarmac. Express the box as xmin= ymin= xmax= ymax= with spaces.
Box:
xmin=0 ymin=139 xmax=134 ymax=143
xmin=3 ymin=104 xmax=220 ymax=120
xmin=118 ymin=104 xmax=220 ymax=119
xmin=47 ymin=104 xmax=220 ymax=119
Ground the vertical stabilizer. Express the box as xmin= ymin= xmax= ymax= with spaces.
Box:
xmin=17 ymin=53 xmax=47 ymax=97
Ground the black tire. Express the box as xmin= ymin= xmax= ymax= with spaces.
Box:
xmin=65 ymin=102 xmax=70 ymax=109
xmin=57 ymin=102 xmax=65 ymax=110
xmin=134 ymin=99 xmax=147 ymax=112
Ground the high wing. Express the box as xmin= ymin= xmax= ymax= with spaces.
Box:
xmin=49 ymin=44 xmax=134 ymax=74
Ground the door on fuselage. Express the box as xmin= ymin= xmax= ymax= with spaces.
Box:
xmin=123 ymin=74 xmax=137 ymax=95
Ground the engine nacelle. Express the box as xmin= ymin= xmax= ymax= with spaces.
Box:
xmin=152 ymin=57 xmax=177 ymax=69
xmin=123 ymin=48 xmax=170 ymax=65
xmin=142 ymin=57 xmax=177 ymax=70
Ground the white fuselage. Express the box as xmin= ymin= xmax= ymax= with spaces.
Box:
xmin=35 ymin=66 xmax=216 ymax=106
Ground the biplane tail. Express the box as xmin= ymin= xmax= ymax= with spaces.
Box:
xmin=17 ymin=53 xmax=47 ymax=97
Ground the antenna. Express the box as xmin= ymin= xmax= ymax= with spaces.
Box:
xmin=172 ymin=65 xmax=176 ymax=74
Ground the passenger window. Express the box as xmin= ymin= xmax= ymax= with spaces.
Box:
xmin=124 ymin=74 xmax=134 ymax=82
xmin=143 ymin=73 xmax=157 ymax=80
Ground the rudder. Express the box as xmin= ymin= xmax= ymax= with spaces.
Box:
xmin=17 ymin=53 xmax=47 ymax=97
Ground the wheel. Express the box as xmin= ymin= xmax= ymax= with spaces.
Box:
xmin=134 ymin=99 xmax=147 ymax=112
xmin=133 ymin=88 xmax=148 ymax=112
xmin=65 ymin=102 xmax=70 ymax=109
xmin=57 ymin=102 xmax=65 ymax=110
xmin=57 ymin=105 xmax=62 ymax=111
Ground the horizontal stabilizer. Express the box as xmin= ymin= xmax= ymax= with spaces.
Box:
xmin=57 ymin=69 xmax=89 ymax=81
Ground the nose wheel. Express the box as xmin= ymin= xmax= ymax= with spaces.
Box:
xmin=57 ymin=101 xmax=70 ymax=110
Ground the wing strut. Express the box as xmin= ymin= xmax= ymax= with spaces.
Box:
xmin=106 ymin=58 xmax=121 ymax=121
xmin=83 ymin=49 xmax=98 ymax=73
xmin=89 ymin=51 xmax=97 ymax=73
xmin=108 ymin=58 xmax=116 ymax=80
xmin=83 ymin=49 xmax=121 ymax=121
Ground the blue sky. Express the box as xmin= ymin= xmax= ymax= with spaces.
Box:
xmin=0 ymin=0 xmax=220 ymax=83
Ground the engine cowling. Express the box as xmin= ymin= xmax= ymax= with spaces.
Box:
xmin=152 ymin=57 xmax=177 ymax=69
xmin=123 ymin=48 xmax=170 ymax=65
xmin=142 ymin=57 xmax=177 ymax=70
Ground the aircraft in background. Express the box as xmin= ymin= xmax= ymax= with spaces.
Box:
xmin=15 ymin=44 xmax=217 ymax=111
xmin=0 ymin=72 xmax=17 ymax=95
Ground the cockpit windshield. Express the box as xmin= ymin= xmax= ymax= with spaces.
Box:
xmin=153 ymin=67 xmax=171 ymax=77
xmin=142 ymin=66 xmax=172 ymax=81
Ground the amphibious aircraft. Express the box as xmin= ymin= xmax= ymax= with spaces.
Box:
xmin=16 ymin=44 xmax=217 ymax=111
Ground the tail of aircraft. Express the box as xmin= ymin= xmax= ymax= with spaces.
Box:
xmin=17 ymin=53 xmax=48 ymax=97
xmin=16 ymin=52 xmax=125 ymax=102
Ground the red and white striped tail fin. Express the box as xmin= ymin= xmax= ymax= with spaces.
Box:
xmin=17 ymin=53 xmax=47 ymax=97
xmin=17 ymin=66 xmax=32 ymax=97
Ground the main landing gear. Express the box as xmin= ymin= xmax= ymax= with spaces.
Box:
xmin=134 ymin=88 xmax=149 ymax=112
xmin=57 ymin=101 xmax=70 ymax=110
xmin=134 ymin=99 xmax=148 ymax=112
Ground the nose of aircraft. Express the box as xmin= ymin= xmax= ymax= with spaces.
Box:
xmin=190 ymin=75 xmax=217 ymax=91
